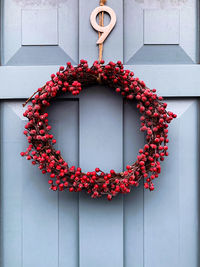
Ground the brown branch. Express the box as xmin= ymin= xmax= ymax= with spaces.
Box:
xmin=22 ymin=90 xmax=38 ymax=107
xmin=100 ymin=0 xmax=107 ymax=5
xmin=22 ymin=85 xmax=45 ymax=107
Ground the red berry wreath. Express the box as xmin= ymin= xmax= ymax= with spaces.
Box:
xmin=21 ymin=60 xmax=176 ymax=200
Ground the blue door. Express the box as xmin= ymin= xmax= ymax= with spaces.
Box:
xmin=1 ymin=0 xmax=199 ymax=267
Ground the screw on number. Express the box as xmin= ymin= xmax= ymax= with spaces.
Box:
xmin=90 ymin=5 xmax=117 ymax=44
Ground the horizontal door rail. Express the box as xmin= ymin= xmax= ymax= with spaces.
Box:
xmin=0 ymin=65 xmax=199 ymax=98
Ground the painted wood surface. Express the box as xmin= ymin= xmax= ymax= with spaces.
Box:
xmin=124 ymin=0 xmax=197 ymax=64
xmin=0 ymin=65 xmax=200 ymax=98
xmin=3 ymin=0 xmax=79 ymax=65
xmin=79 ymin=0 xmax=123 ymax=64
xmin=79 ymin=86 xmax=123 ymax=267
xmin=0 ymin=0 xmax=199 ymax=267
xmin=1 ymin=98 xmax=198 ymax=267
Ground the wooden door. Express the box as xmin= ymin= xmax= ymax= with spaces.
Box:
xmin=0 ymin=0 xmax=199 ymax=267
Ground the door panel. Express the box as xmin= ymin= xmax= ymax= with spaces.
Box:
xmin=124 ymin=100 xmax=144 ymax=267
xmin=3 ymin=0 xmax=78 ymax=65
xmin=48 ymin=100 xmax=80 ymax=267
xmin=124 ymin=0 xmax=197 ymax=64
xmin=143 ymin=99 xmax=199 ymax=267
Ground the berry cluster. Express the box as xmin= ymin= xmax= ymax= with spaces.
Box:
xmin=21 ymin=60 xmax=176 ymax=200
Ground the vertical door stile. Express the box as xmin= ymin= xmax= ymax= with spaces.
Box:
xmin=1 ymin=102 xmax=25 ymax=267
xmin=78 ymin=87 xmax=124 ymax=267
xmin=79 ymin=0 xmax=123 ymax=64
xmin=79 ymin=0 xmax=124 ymax=266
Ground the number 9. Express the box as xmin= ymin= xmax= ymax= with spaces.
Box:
xmin=90 ymin=5 xmax=117 ymax=44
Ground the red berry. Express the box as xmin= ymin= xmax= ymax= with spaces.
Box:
xmin=107 ymin=194 xmax=112 ymax=201
xmin=127 ymin=95 xmax=133 ymax=100
xmin=110 ymin=169 xmax=115 ymax=175
xmin=126 ymin=165 xmax=131 ymax=170
xmin=150 ymin=185 xmax=154 ymax=191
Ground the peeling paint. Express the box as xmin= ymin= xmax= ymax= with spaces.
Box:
xmin=135 ymin=0 xmax=189 ymax=8
xmin=13 ymin=0 xmax=67 ymax=7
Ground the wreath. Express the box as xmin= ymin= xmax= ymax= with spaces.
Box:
xmin=21 ymin=60 xmax=176 ymax=200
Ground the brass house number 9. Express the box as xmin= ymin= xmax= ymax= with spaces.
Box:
xmin=90 ymin=5 xmax=117 ymax=44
